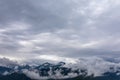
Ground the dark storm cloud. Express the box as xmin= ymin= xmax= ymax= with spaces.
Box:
xmin=0 ymin=0 xmax=120 ymax=62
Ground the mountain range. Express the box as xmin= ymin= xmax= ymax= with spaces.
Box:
xmin=0 ymin=61 xmax=120 ymax=80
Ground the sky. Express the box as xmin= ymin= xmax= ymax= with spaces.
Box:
xmin=0 ymin=0 xmax=120 ymax=63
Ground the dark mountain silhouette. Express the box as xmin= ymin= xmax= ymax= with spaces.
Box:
xmin=0 ymin=73 xmax=31 ymax=80
xmin=0 ymin=62 xmax=120 ymax=80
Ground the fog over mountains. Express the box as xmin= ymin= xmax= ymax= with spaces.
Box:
xmin=0 ymin=57 xmax=120 ymax=80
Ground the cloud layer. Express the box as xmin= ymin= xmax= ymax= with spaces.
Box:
xmin=0 ymin=0 xmax=120 ymax=62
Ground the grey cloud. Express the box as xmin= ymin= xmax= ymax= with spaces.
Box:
xmin=0 ymin=0 xmax=69 ymax=32
xmin=0 ymin=57 xmax=18 ymax=66
xmin=0 ymin=0 xmax=120 ymax=62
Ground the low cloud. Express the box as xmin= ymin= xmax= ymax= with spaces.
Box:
xmin=0 ymin=57 xmax=18 ymax=67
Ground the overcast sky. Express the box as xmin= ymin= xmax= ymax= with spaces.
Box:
xmin=0 ymin=0 xmax=120 ymax=62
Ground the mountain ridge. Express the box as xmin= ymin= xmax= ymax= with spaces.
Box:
xmin=0 ymin=61 xmax=120 ymax=80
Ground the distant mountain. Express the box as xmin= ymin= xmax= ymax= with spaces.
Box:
xmin=0 ymin=61 xmax=120 ymax=80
